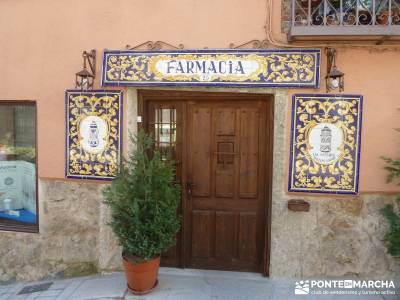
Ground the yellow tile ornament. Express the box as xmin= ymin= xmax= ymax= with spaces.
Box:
xmin=65 ymin=90 xmax=123 ymax=180
xmin=102 ymin=49 xmax=321 ymax=88
xmin=289 ymin=94 xmax=363 ymax=194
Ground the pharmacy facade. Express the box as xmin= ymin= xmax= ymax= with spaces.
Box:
xmin=0 ymin=0 xmax=399 ymax=281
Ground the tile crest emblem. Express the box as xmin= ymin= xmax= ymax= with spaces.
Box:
xmin=65 ymin=90 xmax=123 ymax=180
xmin=289 ymin=94 xmax=363 ymax=194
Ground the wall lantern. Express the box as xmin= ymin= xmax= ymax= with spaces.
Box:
xmin=75 ymin=50 xmax=96 ymax=90
xmin=326 ymin=48 xmax=344 ymax=93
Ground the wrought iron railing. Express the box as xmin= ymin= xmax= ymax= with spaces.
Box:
xmin=291 ymin=0 xmax=400 ymax=37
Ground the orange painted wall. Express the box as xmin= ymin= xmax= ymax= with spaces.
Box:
xmin=0 ymin=0 xmax=399 ymax=192
xmin=287 ymin=48 xmax=400 ymax=193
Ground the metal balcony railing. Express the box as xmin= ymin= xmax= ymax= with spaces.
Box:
xmin=290 ymin=0 xmax=400 ymax=39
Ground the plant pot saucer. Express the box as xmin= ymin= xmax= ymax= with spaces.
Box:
xmin=127 ymin=279 xmax=158 ymax=295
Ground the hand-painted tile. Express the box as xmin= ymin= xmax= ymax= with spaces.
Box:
xmin=65 ymin=90 xmax=123 ymax=180
xmin=288 ymin=94 xmax=363 ymax=195
xmin=101 ymin=49 xmax=320 ymax=88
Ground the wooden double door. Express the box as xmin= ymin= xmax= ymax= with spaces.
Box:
xmin=139 ymin=90 xmax=273 ymax=275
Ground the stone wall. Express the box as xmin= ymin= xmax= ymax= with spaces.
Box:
xmin=0 ymin=180 xmax=108 ymax=282
xmin=0 ymin=88 xmax=398 ymax=282
xmin=270 ymin=193 xmax=400 ymax=278
xmin=269 ymin=92 xmax=400 ymax=278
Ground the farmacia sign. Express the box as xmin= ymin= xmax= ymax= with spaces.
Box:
xmin=101 ymin=49 xmax=320 ymax=88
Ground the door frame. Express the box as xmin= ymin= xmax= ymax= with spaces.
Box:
xmin=137 ymin=89 xmax=274 ymax=276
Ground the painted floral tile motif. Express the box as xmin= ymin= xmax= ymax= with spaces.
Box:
xmin=65 ymin=90 xmax=123 ymax=180
xmin=102 ymin=49 xmax=320 ymax=88
xmin=289 ymin=94 xmax=363 ymax=194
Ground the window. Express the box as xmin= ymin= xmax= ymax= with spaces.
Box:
xmin=153 ymin=108 xmax=177 ymax=161
xmin=0 ymin=102 xmax=38 ymax=232
xmin=290 ymin=0 xmax=400 ymax=40
xmin=147 ymin=102 xmax=182 ymax=183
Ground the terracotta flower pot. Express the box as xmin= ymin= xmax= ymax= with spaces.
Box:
xmin=122 ymin=255 xmax=160 ymax=295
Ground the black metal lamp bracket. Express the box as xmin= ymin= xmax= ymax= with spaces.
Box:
xmin=83 ymin=50 xmax=96 ymax=76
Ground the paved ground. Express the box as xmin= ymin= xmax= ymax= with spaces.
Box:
xmin=0 ymin=268 xmax=398 ymax=300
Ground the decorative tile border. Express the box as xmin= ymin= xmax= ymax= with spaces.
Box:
xmin=101 ymin=49 xmax=320 ymax=88
xmin=288 ymin=94 xmax=363 ymax=195
xmin=65 ymin=90 xmax=123 ymax=180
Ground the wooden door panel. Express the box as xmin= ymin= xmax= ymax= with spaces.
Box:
xmin=215 ymin=211 xmax=236 ymax=259
xmin=214 ymin=108 xmax=237 ymax=199
xmin=238 ymin=213 xmax=258 ymax=261
xmin=239 ymin=108 xmax=260 ymax=199
xmin=187 ymin=100 xmax=266 ymax=272
xmin=215 ymin=168 xmax=234 ymax=198
xmin=215 ymin=108 xmax=236 ymax=135
xmin=192 ymin=198 xmax=258 ymax=211
xmin=191 ymin=108 xmax=212 ymax=197
xmin=191 ymin=210 xmax=212 ymax=258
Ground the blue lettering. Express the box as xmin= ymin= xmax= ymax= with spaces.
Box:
xmin=187 ymin=61 xmax=194 ymax=73
xmin=176 ymin=61 xmax=184 ymax=73
xmin=235 ymin=61 xmax=245 ymax=74
xmin=167 ymin=60 xmax=176 ymax=73
xmin=208 ymin=61 xmax=217 ymax=73
xmin=195 ymin=61 xmax=206 ymax=73
xmin=218 ymin=61 xmax=226 ymax=74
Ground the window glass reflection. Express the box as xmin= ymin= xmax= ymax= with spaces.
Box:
xmin=0 ymin=104 xmax=37 ymax=227
xmin=154 ymin=108 xmax=177 ymax=161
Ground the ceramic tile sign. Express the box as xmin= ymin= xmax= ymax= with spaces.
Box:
xmin=289 ymin=94 xmax=363 ymax=195
xmin=102 ymin=49 xmax=320 ymax=88
xmin=65 ymin=90 xmax=123 ymax=180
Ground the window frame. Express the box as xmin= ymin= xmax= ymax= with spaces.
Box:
xmin=0 ymin=100 xmax=39 ymax=233
xmin=289 ymin=0 xmax=400 ymax=41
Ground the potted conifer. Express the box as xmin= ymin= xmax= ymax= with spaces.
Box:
xmin=381 ymin=155 xmax=400 ymax=259
xmin=103 ymin=129 xmax=180 ymax=295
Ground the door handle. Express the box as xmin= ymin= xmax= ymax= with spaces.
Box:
xmin=187 ymin=180 xmax=196 ymax=196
